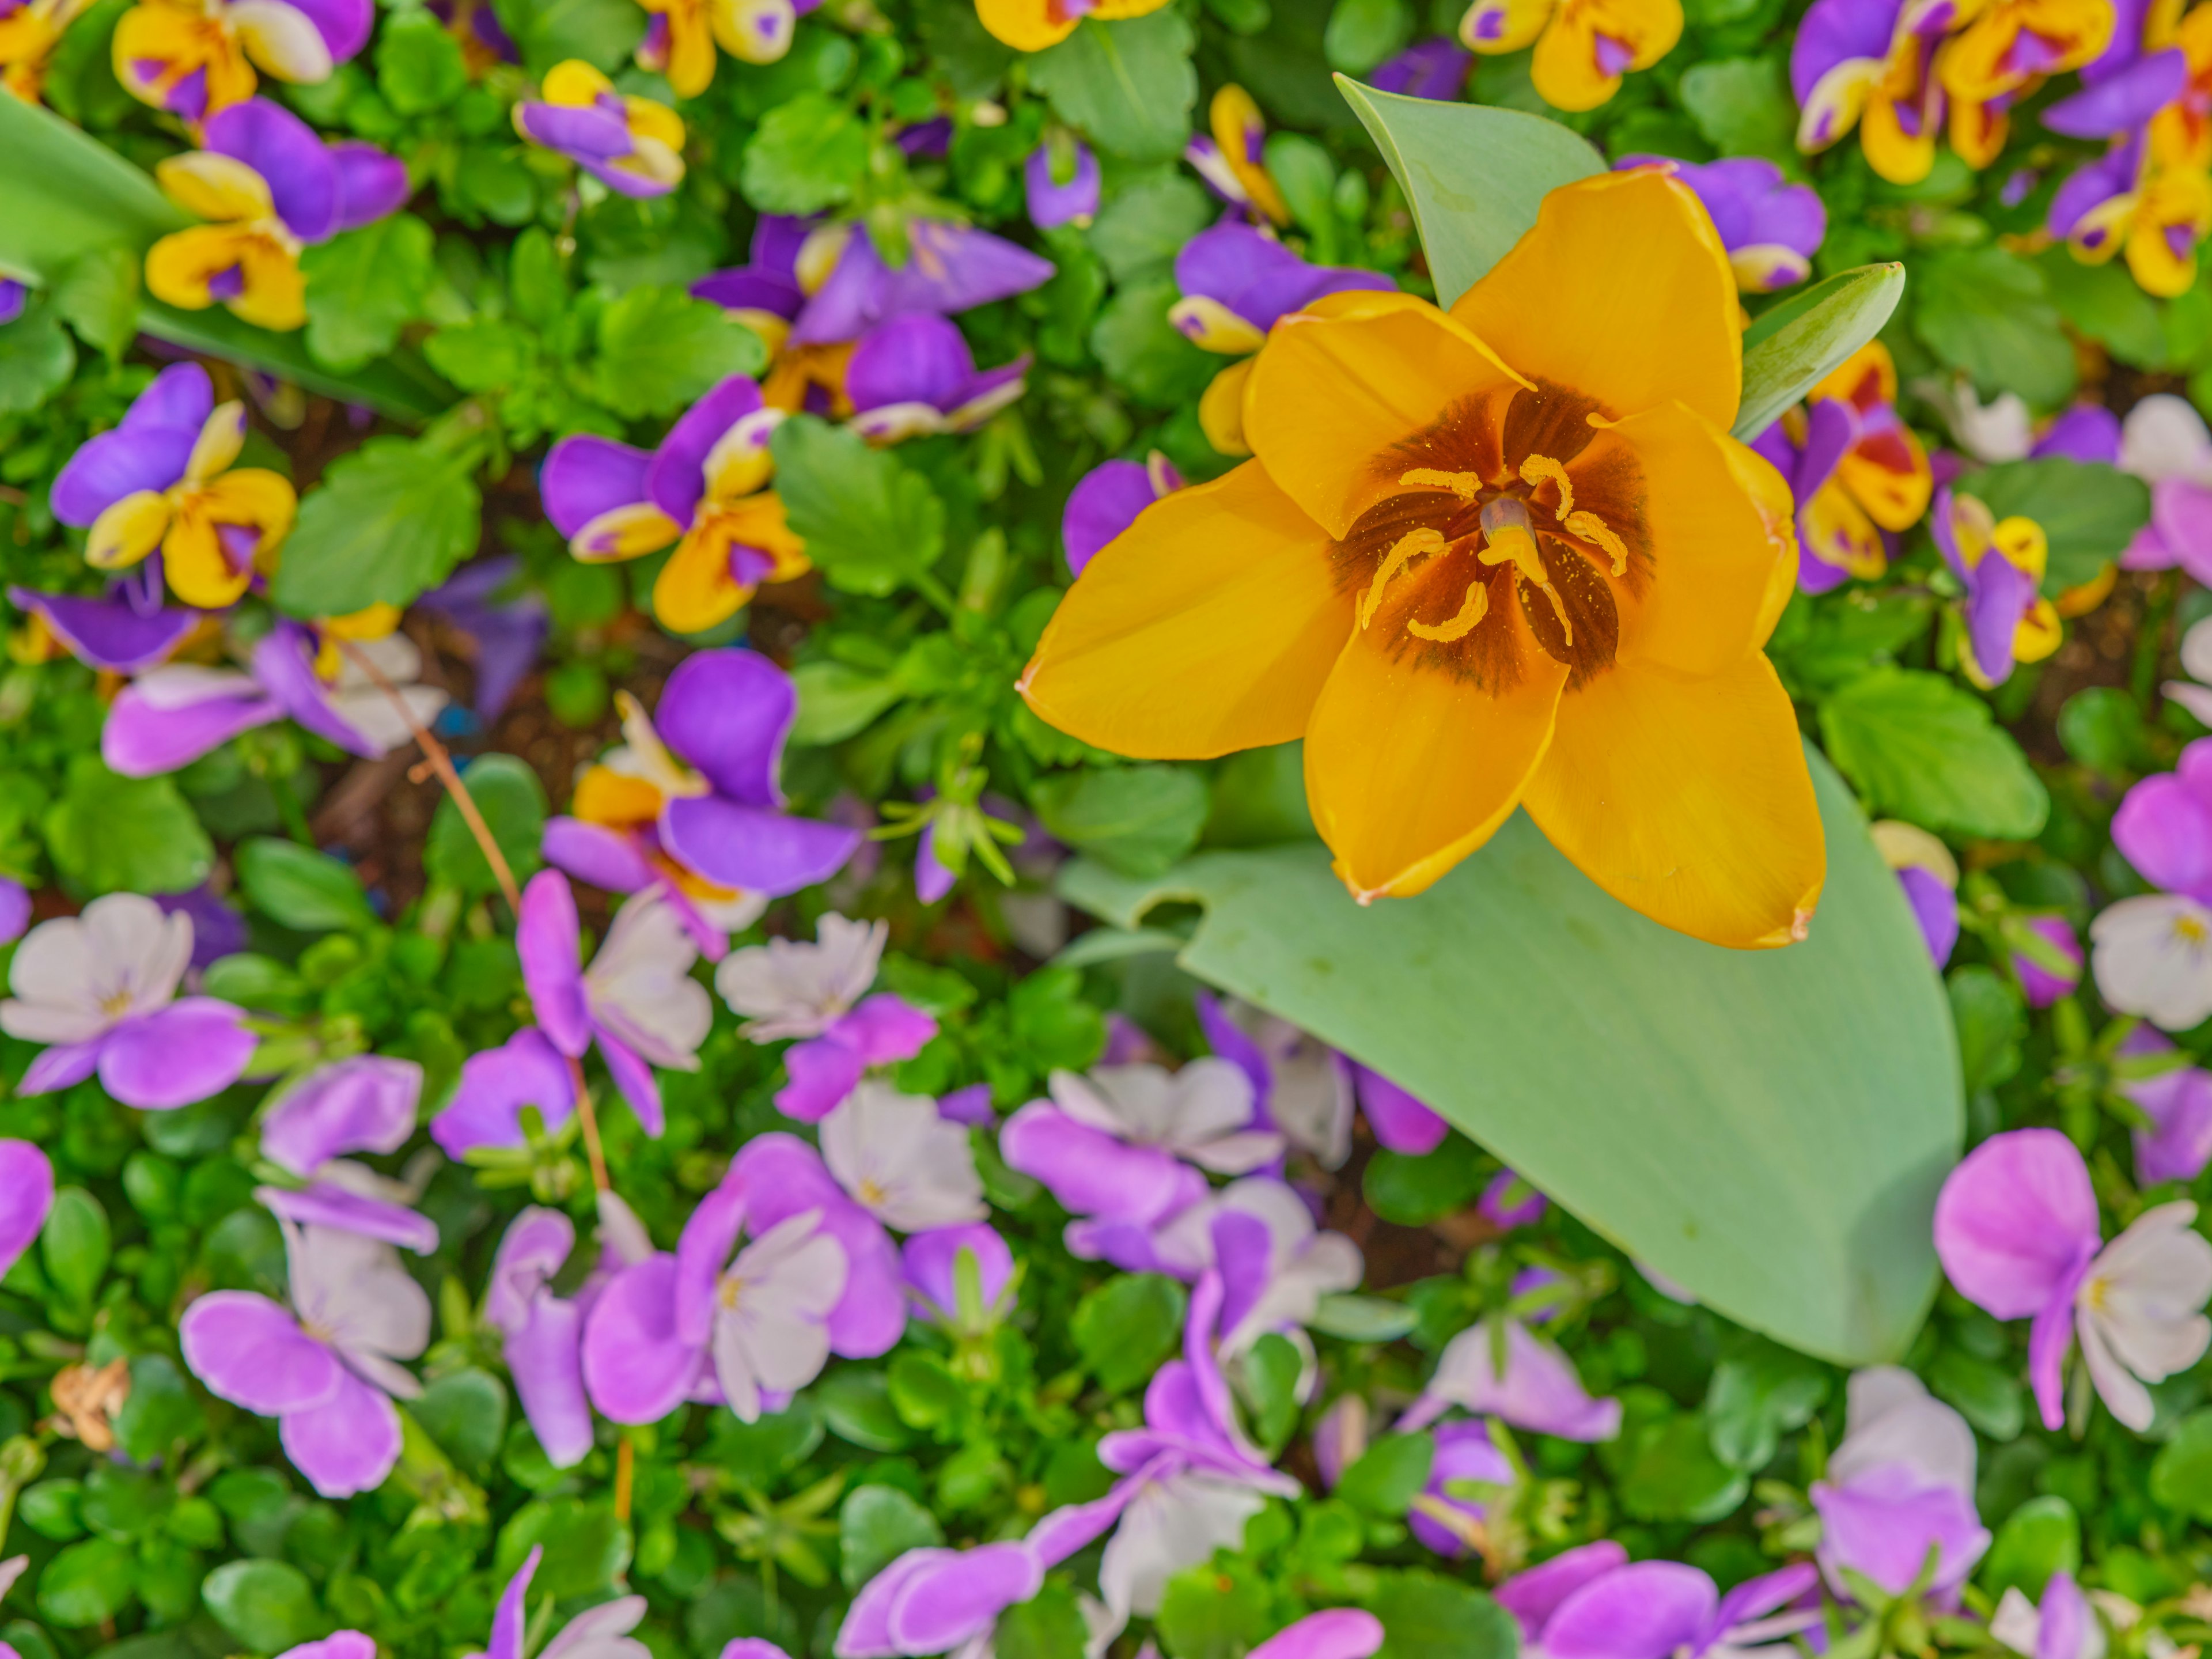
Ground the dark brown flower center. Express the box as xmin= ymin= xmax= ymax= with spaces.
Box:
xmin=1332 ymin=382 xmax=1651 ymax=694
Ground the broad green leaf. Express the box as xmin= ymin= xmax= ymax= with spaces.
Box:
xmin=839 ymin=1485 xmax=944 ymax=1591
xmin=1705 ymin=1336 xmax=1828 ymax=1471
xmin=1819 ymin=668 xmax=2050 ymax=841
xmin=1368 ymin=1573 xmax=1517 ymax=1659
xmin=1971 ymin=457 xmax=2151 ymax=594
xmin=740 ymin=91 xmax=872 ymax=214
xmin=425 ymin=754 xmax=547 ymax=897
xmin=1156 ymin=1561 xmax=1273 ymax=1659
xmin=494 ymin=0 xmax=645 ymax=73
xmin=200 ymin=1558 xmax=320 ymax=1652
xmin=1031 ymin=14 xmax=1200 ymax=164
xmin=0 ymin=96 xmax=448 ymax=419
xmin=1617 ymin=1413 xmax=1749 ymax=1522
xmin=1087 ymin=176 xmax=1217 ymax=286
xmin=302 ymin=213 xmax=435 ymax=372
xmin=2152 ymin=1411 xmax=2212 ymax=1519
xmin=790 ymin=661 xmax=903 ymax=747
xmin=43 ymin=1188 xmax=109 ymax=1304
xmin=1335 ymin=75 xmax=1603 ymax=305
xmin=1335 ymin=1431 xmax=1433 ymax=1517
xmin=2038 ymin=248 xmax=2166 ymax=367
xmin=272 ymin=435 xmax=483 ymax=616
xmin=0 ymin=304 xmax=77 ymax=415
xmin=594 ymin=286 xmax=768 ymax=420
xmin=1058 ymin=750 xmax=1960 ymax=1366
xmin=1912 ymin=246 xmax=2077 ymax=409
xmin=771 ymin=415 xmax=946 ymax=597
xmin=44 ymin=758 xmax=213 ymax=896
xmin=38 ymin=1539 xmax=135 ymax=1626
xmin=1980 ymin=1494 xmax=2081 ymax=1599
xmin=1733 ymin=263 xmax=1907 ymax=440
xmin=374 ymin=9 xmax=470 ymax=113
xmin=495 ymin=1499 xmax=630 ymax=1597
xmin=1323 ymin=0 xmax=1412 ymax=73
xmin=112 ymin=1357 xmax=202 ymax=1465
xmin=1071 ymin=1272 xmax=1187 ymax=1393
xmin=995 ymin=1585 xmax=1092 ymax=1659
xmin=1088 ymin=280 xmax=1217 ymax=408
xmin=1677 ymin=55 xmax=1796 ymax=160
xmin=1363 ymin=1137 xmax=1485 ymax=1225
xmin=414 ymin=1369 xmax=507 ymax=1476
xmin=234 ymin=837 xmax=377 ymax=932
xmin=53 ymin=247 xmax=140 ymax=359
xmin=1032 ymin=764 xmax=1210 ymax=878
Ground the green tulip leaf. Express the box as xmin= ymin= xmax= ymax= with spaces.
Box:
xmin=1058 ymin=748 xmax=1959 ymax=1366
xmin=1733 ymin=263 xmax=1908 ymax=440
xmin=1334 ymin=75 xmax=1604 ymax=306
xmin=0 ymin=95 xmax=449 ymax=419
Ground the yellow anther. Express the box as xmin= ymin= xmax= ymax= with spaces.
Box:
xmin=1358 ymin=528 xmax=1444 ymax=630
xmin=1585 ymin=411 xmax=1616 ymax=430
xmin=1406 ymin=579 xmax=1490 ymax=642
xmin=1518 ymin=455 xmax=1573 ymax=518
xmin=1398 ymin=468 xmax=1483 ymax=499
xmin=1565 ymin=509 xmax=1628 ymax=577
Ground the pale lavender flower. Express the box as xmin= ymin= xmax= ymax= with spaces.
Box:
xmin=903 ymin=1222 xmax=1017 ymax=1336
xmin=2111 ymin=738 xmax=2212 ymax=903
xmin=430 ymin=1029 xmax=577 ymax=1156
xmin=0 ymin=1143 xmax=54 ymax=1282
xmin=2119 ymin=395 xmax=2212 ymax=584
xmin=1143 ymin=1176 xmax=1363 ymax=1352
xmin=1809 ymin=1366 xmax=1988 ymax=1596
xmin=1033 ymin=1060 xmax=1281 ymax=1176
xmin=1404 ymin=1420 xmax=1515 ymax=1558
xmin=2119 ymin=1027 xmax=2212 ymax=1186
xmin=475 ymin=1545 xmax=649 ymax=1659
xmin=256 ymin=1055 xmax=434 ymax=1252
xmin=0 ymin=883 xmax=25 ymax=948
xmin=1197 ymin=992 xmax=1353 ymax=1166
xmin=1935 ymin=1128 xmax=2212 ymax=1431
xmin=2092 ymin=893 xmax=2212 ymax=1029
xmin=1496 ymin=1541 xmax=1820 ymax=1658
xmin=1354 ymin=1065 xmax=1449 ymax=1154
xmin=0 ymin=893 xmax=255 ymax=1109
xmin=520 ymin=871 xmax=712 ymax=1138
xmin=1991 ymin=1571 xmax=2106 ymax=1659
xmin=276 ymin=1635 xmax=376 ymax=1659
xmin=180 ymin=1221 xmax=429 ymax=1496
xmin=821 ymin=1082 xmax=986 ymax=1232
xmin=2013 ymin=915 xmax=2084 ymax=1007
xmin=1396 ymin=1316 xmax=1623 ymax=1441
xmin=714 ymin=914 xmax=937 ymax=1121
xmin=732 ymin=1134 xmax=908 ymax=1359
xmin=1250 ymin=1612 xmax=1387 ymax=1659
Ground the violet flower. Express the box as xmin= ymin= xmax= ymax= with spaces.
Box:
xmin=518 ymin=871 xmax=713 ymax=1139
xmin=821 ymin=1082 xmax=986 ymax=1232
xmin=420 ymin=557 xmax=548 ymax=722
xmin=1991 ymin=1571 xmax=2106 ymax=1659
xmin=690 ymin=215 xmax=810 ymax=357
xmin=0 ymin=893 xmax=255 ymax=1109
xmin=2012 ymin=915 xmax=2084 ymax=1005
xmin=1169 ymin=223 xmax=1395 ymax=358
xmin=1369 ymin=36 xmax=1474 ymax=99
xmin=513 ymin=60 xmax=684 ymax=197
xmin=1809 ymin=1366 xmax=1987 ymax=1596
xmin=103 ymin=622 xmax=446 ymax=778
xmin=0 ymin=1142 xmax=54 ymax=1282
xmin=474 ymin=1545 xmax=649 ymax=1659
xmin=1025 ymin=139 xmax=1100 ymax=230
xmin=1024 ymin=1059 xmax=1280 ymax=1177
xmin=580 ymin=1173 xmax=847 ymax=1423
xmin=1406 ymin=1420 xmax=1514 ymax=1557
xmin=277 ymin=1635 xmax=375 ymax=1659
xmin=1873 ymin=819 xmax=1961 ymax=967
xmin=2118 ymin=394 xmax=2212 ymax=582
xmin=1197 ymin=991 xmax=1353 ymax=1165
xmin=1930 ymin=486 xmax=2062 ymax=688
xmin=2113 ymin=740 xmax=2212 ymax=904
xmin=486 ymin=1196 xmax=651 ymax=1468
xmin=1935 ymin=1127 xmax=2212 ymax=1431
xmin=8 ymin=584 xmax=198 ymax=673
xmin=1250 ymin=1613 xmax=1386 ymax=1659
xmin=0 ymin=882 xmax=28 ymax=948
xmin=1396 ymin=1316 xmax=1623 ymax=1441
xmin=902 ymin=1222 xmax=1017 ymax=1337
xmin=1495 ymin=1541 xmax=1820 ymax=1659
xmin=1615 ymin=156 xmax=1825 ymax=290
xmin=1142 ymin=1176 xmax=1364 ymax=1351
xmin=2119 ymin=1026 xmax=2212 ymax=1185
xmin=2033 ymin=403 xmax=2123 ymax=464
xmin=544 ymin=649 xmax=860 ymax=958
xmin=147 ymin=97 xmax=408 ymax=333
xmin=1354 ymin=1065 xmax=1450 ymax=1154
xmin=1184 ymin=85 xmax=1290 ymax=226
xmin=713 ymin=914 xmax=936 ymax=1121
xmin=1063 ymin=452 xmax=1182 ymax=577
xmin=845 ymin=314 xmax=1029 ymax=444
xmin=1789 ymin=0 xmax=1950 ymax=184
xmin=429 ymin=1028 xmax=577 ymax=1156
xmin=539 ymin=377 xmax=809 ymax=635
xmin=256 ymin=1055 xmax=435 ymax=1252
xmin=49 ymin=362 xmax=297 ymax=612
xmin=179 ymin=1220 xmax=428 ymax=1496
xmin=1478 ymin=1169 xmax=1547 ymax=1230
xmin=0 ymin=282 xmax=24 ymax=326
xmin=158 ymin=883 xmax=248 ymax=967
xmin=113 ymin=0 xmax=371 ymax=119
xmin=728 ymin=1133 xmax=907 ymax=1359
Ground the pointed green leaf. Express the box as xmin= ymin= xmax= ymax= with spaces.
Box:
xmin=1058 ymin=749 xmax=1959 ymax=1366
xmin=1334 ymin=75 xmax=1603 ymax=305
xmin=1733 ymin=263 xmax=1907 ymax=439
xmin=0 ymin=95 xmax=449 ymax=419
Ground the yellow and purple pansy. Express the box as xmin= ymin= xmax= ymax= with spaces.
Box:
xmin=112 ymin=0 xmax=369 ymax=118
xmin=844 ymin=315 xmax=1031 ymax=445
xmin=972 ymin=0 xmax=1167 ymax=52
xmin=1457 ymin=0 xmax=1683 ymax=111
xmin=633 ymin=0 xmax=816 ymax=97
xmin=1792 ymin=0 xmax=1959 ymax=183
xmin=540 ymin=374 xmax=808 ymax=636
xmin=1369 ymin=35 xmax=1476 ymax=99
xmin=1025 ymin=138 xmax=1101 ymax=230
xmin=48 ymin=363 xmax=297 ymax=612
xmin=1183 ymin=86 xmax=1290 ymax=224
xmin=513 ymin=60 xmax=686 ymax=198
xmin=1614 ymin=156 xmax=1825 ymax=291
xmin=1931 ymin=485 xmax=2063 ymax=686
xmin=0 ymin=0 xmax=98 ymax=101
xmin=146 ymin=97 xmax=409 ymax=334
xmin=1936 ymin=0 xmax=2116 ymax=166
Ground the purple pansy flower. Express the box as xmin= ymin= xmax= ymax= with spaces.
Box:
xmin=1873 ymin=820 xmax=1963 ymax=968
xmin=1025 ymin=140 xmax=1101 ymax=229
xmin=102 ymin=623 xmax=446 ymax=778
xmin=1140 ymin=1177 xmax=1364 ymax=1351
xmin=518 ymin=871 xmax=713 ymax=1139
xmin=7 ymin=583 xmax=199 ymax=675
xmin=430 ymin=1028 xmax=578 ymax=1156
xmin=2119 ymin=395 xmax=2212 ymax=581
xmin=1353 ymin=1065 xmax=1450 ymax=1154
xmin=2113 ymin=736 xmax=2212 ymax=903
xmin=1809 ymin=1366 xmax=1987 ymax=1596
xmin=1197 ymin=991 xmax=1354 ymax=1164
xmin=1478 ymin=1169 xmax=1548 ymax=1230
xmin=544 ymin=650 xmax=860 ymax=959
xmin=1169 ymin=224 xmax=1396 ymax=356
xmin=0 ymin=1142 xmax=54 ymax=1282
xmin=729 ymin=1133 xmax=908 ymax=1358
xmin=161 ymin=96 xmax=408 ymax=247
xmin=1991 ymin=1571 xmax=2105 ymax=1659
xmin=1616 ymin=156 xmax=1826 ymax=290
xmin=2033 ymin=403 xmax=2124 ymax=463
xmin=513 ymin=60 xmax=684 ymax=197
xmin=1407 ymin=1420 xmax=1515 ymax=1556
xmin=1935 ymin=1127 xmax=2212 ymax=1431
xmin=2012 ymin=915 xmax=2084 ymax=1006
xmin=903 ymin=1222 xmax=1018 ymax=1336
xmin=474 ymin=1546 xmax=649 ymax=1659
xmin=255 ymin=1055 xmax=435 ymax=1253
xmin=114 ymin=0 xmax=373 ymax=120
xmin=821 ymin=1082 xmax=987 ymax=1233
xmin=845 ymin=314 xmax=1030 ymax=444
xmin=1930 ymin=486 xmax=2059 ymax=688
xmin=0 ymin=281 xmax=25 ymax=327
xmin=1396 ymin=1315 xmax=1623 ymax=1441
xmin=419 ymin=557 xmax=549 ymax=722
xmin=157 ymin=884 xmax=248 ymax=969
xmin=180 ymin=1221 xmax=428 ymax=1496
xmin=1495 ymin=1541 xmax=1820 ymax=1659
xmin=713 ymin=914 xmax=937 ymax=1120
xmin=0 ymin=882 xmax=26 ymax=949
xmin=2120 ymin=1026 xmax=2212 ymax=1185
xmin=1370 ymin=36 xmax=1474 ymax=99
xmin=2100 ymin=743 xmax=2212 ymax=1028
xmin=1063 ymin=453 xmax=1183 ymax=577
xmin=0 ymin=894 xmax=255 ymax=1109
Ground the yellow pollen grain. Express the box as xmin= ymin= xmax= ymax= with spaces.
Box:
xmin=1406 ymin=579 xmax=1490 ymax=642
xmin=1359 ymin=528 xmax=1444 ymax=630
xmin=1565 ymin=510 xmax=1629 ymax=576
xmin=1397 ymin=468 xmax=1482 ymax=499
xmin=1518 ymin=455 xmax=1573 ymax=518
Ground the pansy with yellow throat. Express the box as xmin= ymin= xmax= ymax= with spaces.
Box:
xmin=1021 ymin=169 xmax=1825 ymax=950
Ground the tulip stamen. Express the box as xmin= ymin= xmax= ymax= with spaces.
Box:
xmin=1518 ymin=454 xmax=1573 ymax=518
xmin=1358 ymin=527 xmax=1445 ymax=628
xmin=1565 ymin=510 xmax=1630 ymax=577
xmin=1406 ymin=578 xmax=1491 ymax=642
xmin=1476 ymin=500 xmax=1573 ymax=646
xmin=1397 ymin=468 xmax=1483 ymax=499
